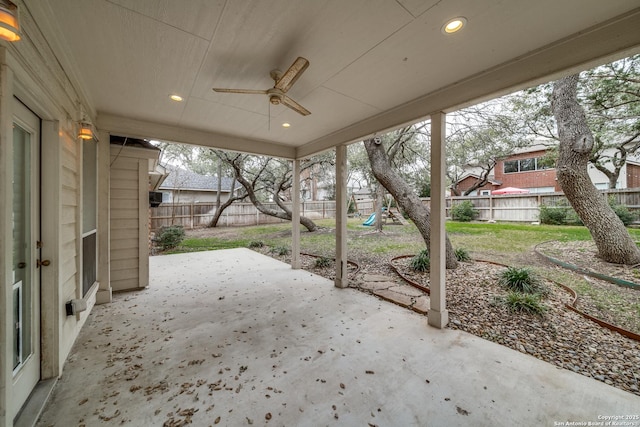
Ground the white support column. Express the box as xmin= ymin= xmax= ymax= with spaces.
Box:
xmin=96 ymin=129 xmax=112 ymax=304
xmin=291 ymin=159 xmax=301 ymax=269
xmin=335 ymin=145 xmax=348 ymax=288
xmin=428 ymin=112 xmax=448 ymax=328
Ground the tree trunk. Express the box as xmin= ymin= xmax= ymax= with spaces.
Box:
xmin=273 ymin=191 xmax=318 ymax=232
xmin=552 ymin=75 xmax=640 ymax=265
xmin=229 ymin=158 xmax=318 ymax=232
xmin=364 ymin=139 xmax=458 ymax=269
xmin=208 ymin=185 xmax=246 ymax=227
xmin=215 ymin=161 xmax=222 ymax=213
xmin=463 ymin=162 xmax=496 ymax=196
xmin=374 ymin=183 xmax=384 ymax=232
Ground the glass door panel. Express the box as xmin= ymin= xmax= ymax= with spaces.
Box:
xmin=11 ymin=99 xmax=40 ymax=421
xmin=12 ymin=122 xmax=32 ymax=372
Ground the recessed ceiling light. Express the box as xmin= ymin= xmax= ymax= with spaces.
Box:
xmin=282 ymin=123 xmax=291 ymax=128
xmin=170 ymin=94 xmax=183 ymax=102
xmin=442 ymin=17 xmax=466 ymax=34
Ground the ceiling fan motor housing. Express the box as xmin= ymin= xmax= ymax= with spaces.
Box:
xmin=269 ymin=95 xmax=281 ymax=105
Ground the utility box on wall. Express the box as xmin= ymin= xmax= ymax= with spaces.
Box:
xmin=109 ymin=137 xmax=161 ymax=291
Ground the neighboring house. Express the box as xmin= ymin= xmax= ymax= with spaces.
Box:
xmin=453 ymin=171 xmax=503 ymax=196
xmin=588 ymin=159 xmax=640 ymax=190
xmin=159 ymin=167 xmax=241 ymax=204
xmin=454 ymin=145 xmax=640 ymax=195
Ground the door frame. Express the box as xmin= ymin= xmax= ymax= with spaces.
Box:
xmin=10 ymin=97 xmax=42 ymax=420
xmin=0 ymin=56 xmax=61 ymax=427
xmin=11 ymin=64 xmax=61 ymax=385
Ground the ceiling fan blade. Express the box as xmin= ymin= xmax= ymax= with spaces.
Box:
xmin=281 ymin=95 xmax=311 ymax=116
xmin=212 ymin=88 xmax=268 ymax=95
xmin=274 ymin=57 xmax=309 ymax=93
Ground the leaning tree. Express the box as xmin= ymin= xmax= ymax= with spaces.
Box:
xmin=363 ymin=134 xmax=458 ymax=269
xmin=216 ymin=151 xmax=336 ymax=232
xmin=552 ymin=74 xmax=640 ymax=265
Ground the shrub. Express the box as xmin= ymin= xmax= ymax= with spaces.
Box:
xmin=315 ymin=256 xmax=332 ymax=268
xmin=156 ymin=225 xmax=185 ymax=250
xmin=409 ymin=249 xmax=430 ymax=272
xmin=564 ymin=208 xmax=583 ymax=226
xmin=538 ymin=204 xmax=567 ymax=225
xmin=270 ymin=245 xmax=290 ymax=256
xmin=609 ymin=196 xmax=635 ymax=226
xmin=347 ymin=198 xmax=357 ymax=215
xmin=540 ymin=197 xmax=636 ymax=226
xmin=454 ymin=247 xmax=471 ymax=262
xmin=498 ymin=267 xmax=547 ymax=295
xmin=502 ymin=292 xmax=548 ymax=316
xmin=248 ymin=240 xmax=265 ymax=248
xmin=451 ymin=200 xmax=478 ymax=222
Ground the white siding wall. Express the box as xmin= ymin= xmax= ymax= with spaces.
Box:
xmin=110 ymin=146 xmax=157 ymax=291
xmin=0 ymin=5 xmax=103 ymax=424
xmin=0 ymin=61 xmax=95 ymax=427
xmin=59 ymin=134 xmax=82 ymax=361
xmin=110 ymin=155 xmax=141 ymax=291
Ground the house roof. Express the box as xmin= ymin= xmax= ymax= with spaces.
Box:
xmin=159 ymin=167 xmax=240 ymax=193
xmin=27 ymin=1 xmax=640 ymax=160
xmin=453 ymin=173 xmax=501 ymax=186
xmin=110 ymin=135 xmax=160 ymax=151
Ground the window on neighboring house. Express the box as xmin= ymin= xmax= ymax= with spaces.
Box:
xmin=480 ymin=190 xmax=491 ymax=196
xmin=503 ymin=160 xmax=519 ymax=173
xmin=520 ymin=158 xmax=535 ymax=171
xmin=536 ymin=157 xmax=551 ymax=170
xmin=503 ymin=156 xmax=551 ymax=173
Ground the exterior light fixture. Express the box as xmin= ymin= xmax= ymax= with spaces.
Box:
xmin=170 ymin=94 xmax=183 ymax=102
xmin=0 ymin=0 xmax=20 ymax=42
xmin=282 ymin=122 xmax=291 ymax=128
xmin=77 ymin=104 xmax=98 ymax=141
xmin=78 ymin=121 xmax=96 ymax=140
xmin=442 ymin=17 xmax=466 ymax=34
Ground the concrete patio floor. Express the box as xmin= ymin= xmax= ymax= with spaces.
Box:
xmin=36 ymin=249 xmax=639 ymax=426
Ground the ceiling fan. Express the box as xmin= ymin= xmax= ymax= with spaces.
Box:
xmin=213 ymin=56 xmax=311 ymax=116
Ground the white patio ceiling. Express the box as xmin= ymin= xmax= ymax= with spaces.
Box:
xmin=28 ymin=0 xmax=640 ymax=159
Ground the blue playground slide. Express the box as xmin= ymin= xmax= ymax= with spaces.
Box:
xmin=362 ymin=213 xmax=376 ymax=226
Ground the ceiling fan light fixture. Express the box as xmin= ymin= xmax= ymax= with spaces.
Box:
xmin=0 ymin=0 xmax=20 ymax=42
xmin=442 ymin=17 xmax=466 ymax=34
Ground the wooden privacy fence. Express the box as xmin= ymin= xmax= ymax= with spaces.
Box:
xmin=151 ymin=200 xmax=337 ymax=230
xmin=421 ymin=188 xmax=640 ymax=223
xmin=152 ymin=189 xmax=640 ymax=230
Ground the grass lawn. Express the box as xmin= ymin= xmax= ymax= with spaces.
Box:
xmin=170 ymin=219 xmax=640 ymax=262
